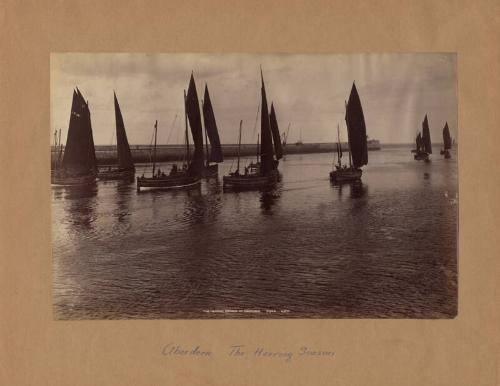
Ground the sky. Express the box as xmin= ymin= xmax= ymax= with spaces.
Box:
xmin=51 ymin=53 xmax=457 ymax=146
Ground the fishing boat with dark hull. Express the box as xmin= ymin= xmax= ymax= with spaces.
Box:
xmin=51 ymin=88 xmax=97 ymax=186
xmin=440 ymin=122 xmax=452 ymax=159
xmin=137 ymin=74 xmax=204 ymax=192
xmin=330 ymin=82 xmax=368 ymax=184
xmin=201 ymin=84 xmax=223 ymax=178
xmin=223 ymin=70 xmax=282 ymax=190
xmin=98 ymin=92 xmax=135 ymax=181
xmin=413 ymin=114 xmax=432 ymax=162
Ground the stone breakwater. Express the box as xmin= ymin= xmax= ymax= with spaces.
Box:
xmin=51 ymin=141 xmax=381 ymax=166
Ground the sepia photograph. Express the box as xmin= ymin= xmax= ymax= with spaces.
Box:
xmin=51 ymin=53 xmax=458 ymax=320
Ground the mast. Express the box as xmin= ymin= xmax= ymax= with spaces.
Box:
xmin=256 ymin=134 xmax=260 ymax=164
xmin=152 ymin=120 xmax=158 ymax=177
xmin=345 ymin=100 xmax=352 ymax=167
xmin=337 ymin=123 xmax=342 ymax=167
xmin=57 ymin=129 xmax=63 ymax=167
xmin=184 ymin=89 xmax=190 ymax=164
xmin=202 ymin=99 xmax=209 ymax=167
xmin=237 ymin=120 xmax=242 ymax=172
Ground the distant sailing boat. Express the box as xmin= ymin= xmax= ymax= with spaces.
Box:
xmin=295 ymin=127 xmax=303 ymax=146
xmin=51 ymin=88 xmax=97 ymax=186
xmin=201 ymin=84 xmax=223 ymax=177
xmin=223 ymin=69 xmax=280 ymax=190
xmin=98 ymin=92 xmax=135 ymax=180
xmin=440 ymin=122 xmax=452 ymax=159
xmin=413 ymin=114 xmax=432 ymax=161
xmin=282 ymin=123 xmax=291 ymax=157
xmin=330 ymin=82 xmax=368 ymax=183
xmin=136 ymin=74 xmax=203 ymax=191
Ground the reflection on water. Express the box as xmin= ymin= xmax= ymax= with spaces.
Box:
xmin=52 ymin=146 xmax=458 ymax=319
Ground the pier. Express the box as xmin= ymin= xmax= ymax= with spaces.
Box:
xmin=51 ymin=141 xmax=381 ymax=166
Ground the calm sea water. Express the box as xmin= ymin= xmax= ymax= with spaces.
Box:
xmin=52 ymin=146 xmax=458 ymax=319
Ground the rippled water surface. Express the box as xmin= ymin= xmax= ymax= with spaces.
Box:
xmin=52 ymin=146 xmax=458 ymax=319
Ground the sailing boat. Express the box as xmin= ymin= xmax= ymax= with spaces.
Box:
xmin=330 ymin=82 xmax=368 ymax=183
xmin=51 ymin=88 xmax=97 ymax=186
xmin=295 ymin=127 xmax=303 ymax=146
xmin=201 ymin=84 xmax=223 ymax=177
xmin=136 ymin=74 xmax=203 ymax=191
xmin=440 ymin=121 xmax=452 ymax=159
xmin=223 ymin=69 xmax=280 ymax=190
xmin=98 ymin=92 xmax=135 ymax=180
xmin=414 ymin=114 xmax=432 ymax=161
xmin=282 ymin=123 xmax=291 ymax=157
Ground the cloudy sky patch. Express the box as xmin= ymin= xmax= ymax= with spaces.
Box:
xmin=51 ymin=53 xmax=457 ymax=145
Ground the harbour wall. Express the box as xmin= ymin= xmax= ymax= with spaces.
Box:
xmin=51 ymin=142 xmax=381 ymax=166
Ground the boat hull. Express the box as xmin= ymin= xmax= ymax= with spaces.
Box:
xmin=51 ymin=171 xmax=96 ymax=186
xmin=414 ymin=152 xmax=429 ymax=161
xmin=136 ymin=173 xmax=201 ymax=191
xmin=223 ymin=170 xmax=278 ymax=190
xmin=329 ymin=168 xmax=362 ymax=183
xmin=441 ymin=149 xmax=451 ymax=159
xmin=97 ymin=167 xmax=135 ymax=181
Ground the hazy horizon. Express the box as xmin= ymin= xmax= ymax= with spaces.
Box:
xmin=51 ymin=53 xmax=457 ymax=146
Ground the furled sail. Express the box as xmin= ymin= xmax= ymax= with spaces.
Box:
xmin=443 ymin=122 xmax=452 ymax=150
xmin=345 ymin=82 xmax=368 ymax=168
xmin=269 ymin=103 xmax=283 ymax=160
xmin=202 ymin=84 xmax=223 ymax=163
xmin=114 ymin=92 xmax=134 ymax=170
xmin=422 ymin=114 xmax=432 ymax=154
xmin=62 ymin=88 xmax=97 ymax=175
xmin=259 ymin=70 xmax=275 ymax=175
xmin=185 ymin=73 xmax=205 ymax=173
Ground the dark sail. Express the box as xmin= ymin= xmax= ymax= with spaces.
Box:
xmin=269 ymin=103 xmax=283 ymax=160
xmin=185 ymin=74 xmax=204 ymax=173
xmin=202 ymin=84 xmax=223 ymax=163
xmin=416 ymin=132 xmax=422 ymax=151
xmin=443 ymin=122 xmax=452 ymax=150
xmin=114 ymin=92 xmax=134 ymax=170
xmin=422 ymin=114 xmax=432 ymax=154
xmin=260 ymin=71 xmax=275 ymax=175
xmin=345 ymin=83 xmax=368 ymax=168
xmin=62 ymin=88 xmax=97 ymax=175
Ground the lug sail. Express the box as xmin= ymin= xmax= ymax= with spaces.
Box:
xmin=185 ymin=73 xmax=205 ymax=174
xmin=62 ymin=88 xmax=97 ymax=175
xmin=443 ymin=122 xmax=452 ymax=150
xmin=260 ymin=70 xmax=275 ymax=175
xmin=114 ymin=92 xmax=134 ymax=170
xmin=345 ymin=83 xmax=368 ymax=168
xmin=269 ymin=103 xmax=283 ymax=160
xmin=202 ymin=84 xmax=223 ymax=163
xmin=422 ymin=114 xmax=432 ymax=154
xmin=416 ymin=132 xmax=423 ymax=152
